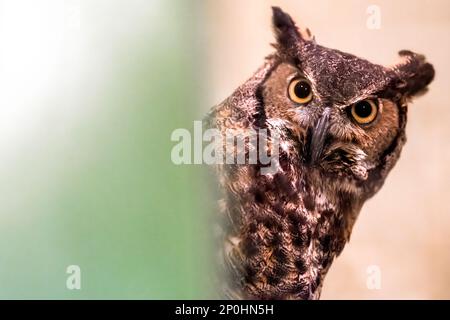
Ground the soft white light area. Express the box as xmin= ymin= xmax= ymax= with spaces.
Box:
xmin=0 ymin=0 xmax=82 ymax=152
xmin=0 ymin=0 xmax=84 ymax=226
xmin=0 ymin=0 xmax=162 ymax=225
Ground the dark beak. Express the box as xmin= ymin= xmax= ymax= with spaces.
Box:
xmin=306 ymin=110 xmax=331 ymax=165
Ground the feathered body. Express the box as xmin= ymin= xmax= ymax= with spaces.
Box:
xmin=207 ymin=7 xmax=434 ymax=299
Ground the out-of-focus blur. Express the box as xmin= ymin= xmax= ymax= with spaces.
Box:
xmin=203 ymin=0 xmax=450 ymax=299
xmin=0 ymin=0 xmax=214 ymax=299
xmin=0 ymin=0 xmax=448 ymax=299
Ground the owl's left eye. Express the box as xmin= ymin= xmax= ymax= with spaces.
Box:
xmin=288 ymin=78 xmax=313 ymax=104
xmin=350 ymin=99 xmax=378 ymax=125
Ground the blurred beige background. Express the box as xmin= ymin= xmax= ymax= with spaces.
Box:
xmin=201 ymin=0 xmax=450 ymax=299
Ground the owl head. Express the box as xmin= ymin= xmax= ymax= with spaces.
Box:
xmin=254 ymin=7 xmax=435 ymax=197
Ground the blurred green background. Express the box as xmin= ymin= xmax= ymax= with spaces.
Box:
xmin=0 ymin=0 xmax=215 ymax=298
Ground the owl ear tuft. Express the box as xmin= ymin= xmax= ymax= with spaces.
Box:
xmin=272 ymin=7 xmax=296 ymax=33
xmin=272 ymin=7 xmax=302 ymax=52
xmin=390 ymin=50 xmax=435 ymax=98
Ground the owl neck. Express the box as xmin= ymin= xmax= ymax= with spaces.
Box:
xmin=222 ymin=157 xmax=362 ymax=299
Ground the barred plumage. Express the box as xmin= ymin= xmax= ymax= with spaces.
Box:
xmin=207 ymin=7 xmax=434 ymax=299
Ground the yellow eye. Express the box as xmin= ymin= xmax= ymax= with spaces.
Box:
xmin=288 ymin=78 xmax=313 ymax=104
xmin=350 ymin=99 xmax=378 ymax=125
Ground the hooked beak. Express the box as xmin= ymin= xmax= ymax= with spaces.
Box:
xmin=306 ymin=110 xmax=331 ymax=165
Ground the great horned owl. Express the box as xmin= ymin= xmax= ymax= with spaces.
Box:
xmin=206 ymin=7 xmax=434 ymax=299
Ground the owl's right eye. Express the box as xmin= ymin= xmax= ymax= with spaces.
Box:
xmin=288 ymin=78 xmax=313 ymax=104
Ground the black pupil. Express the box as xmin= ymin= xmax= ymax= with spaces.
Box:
xmin=294 ymin=81 xmax=311 ymax=99
xmin=354 ymin=101 xmax=373 ymax=118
